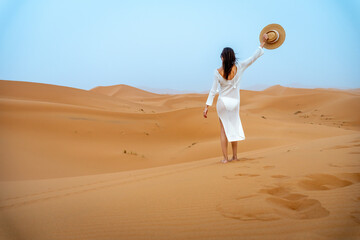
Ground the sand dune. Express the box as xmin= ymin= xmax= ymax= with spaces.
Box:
xmin=90 ymin=83 xmax=162 ymax=99
xmin=0 ymin=80 xmax=359 ymax=239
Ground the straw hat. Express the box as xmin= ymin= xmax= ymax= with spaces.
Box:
xmin=259 ymin=23 xmax=286 ymax=50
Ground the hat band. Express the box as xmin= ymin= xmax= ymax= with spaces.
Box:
xmin=267 ymin=29 xmax=280 ymax=43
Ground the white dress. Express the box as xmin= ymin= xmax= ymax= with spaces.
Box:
xmin=206 ymin=46 xmax=264 ymax=142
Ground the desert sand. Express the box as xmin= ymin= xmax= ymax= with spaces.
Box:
xmin=0 ymin=79 xmax=359 ymax=239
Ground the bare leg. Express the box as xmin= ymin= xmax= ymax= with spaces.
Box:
xmin=230 ymin=141 xmax=238 ymax=161
xmin=219 ymin=118 xmax=229 ymax=163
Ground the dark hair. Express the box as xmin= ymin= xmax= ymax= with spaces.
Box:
xmin=220 ymin=47 xmax=237 ymax=80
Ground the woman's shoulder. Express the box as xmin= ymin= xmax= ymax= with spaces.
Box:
xmin=235 ymin=61 xmax=245 ymax=71
xmin=215 ymin=67 xmax=222 ymax=73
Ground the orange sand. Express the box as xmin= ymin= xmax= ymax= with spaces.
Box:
xmin=0 ymin=80 xmax=359 ymax=239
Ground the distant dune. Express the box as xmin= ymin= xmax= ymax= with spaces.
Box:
xmin=90 ymin=84 xmax=162 ymax=98
xmin=0 ymin=79 xmax=359 ymax=240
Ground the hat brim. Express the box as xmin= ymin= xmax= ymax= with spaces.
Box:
xmin=259 ymin=24 xmax=286 ymax=50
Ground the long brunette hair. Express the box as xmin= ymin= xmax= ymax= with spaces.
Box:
xmin=220 ymin=47 xmax=237 ymax=80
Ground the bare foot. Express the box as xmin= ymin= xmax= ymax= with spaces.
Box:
xmin=220 ymin=159 xmax=229 ymax=164
xmin=229 ymin=156 xmax=238 ymax=162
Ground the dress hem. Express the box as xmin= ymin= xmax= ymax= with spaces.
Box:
xmin=227 ymin=137 xmax=246 ymax=142
xmin=218 ymin=114 xmax=245 ymax=143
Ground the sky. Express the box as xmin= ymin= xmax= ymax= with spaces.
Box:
xmin=0 ymin=0 xmax=359 ymax=93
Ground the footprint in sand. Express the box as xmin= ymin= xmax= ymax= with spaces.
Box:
xmin=322 ymin=143 xmax=360 ymax=150
xmin=350 ymin=211 xmax=360 ymax=224
xmin=263 ymin=165 xmax=275 ymax=170
xmin=265 ymin=197 xmax=329 ymax=220
xmin=329 ymin=163 xmax=360 ymax=168
xmin=338 ymin=173 xmax=360 ymax=183
xmin=349 ymin=151 xmax=360 ymax=154
xmin=236 ymin=173 xmax=259 ymax=177
xmin=230 ymin=156 xmax=263 ymax=167
xmin=237 ymin=166 xmax=251 ymax=168
xmin=297 ymin=173 xmax=354 ymax=191
xmin=271 ymin=175 xmax=289 ymax=179
xmin=237 ymin=157 xmax=263 ymax=163
xmin=216 ymin=195 xmax=282 ymax=221
xmin=259 ymin=185 xmax=330 ymax=220
xmin=223 ymin=173 xmax=259 ymax=180
xmin=217 ymin=184 xmax=329 ymax=221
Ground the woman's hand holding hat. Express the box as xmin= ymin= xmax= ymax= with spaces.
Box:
xmin=260 ymin=33 xmax=269 ymax=48
xmin=263 ymin=33 xmax=269 ymax=42
xmin=259 ymin=24 xmax=286 ymax=50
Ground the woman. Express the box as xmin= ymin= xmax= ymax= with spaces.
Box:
xmin=203 ymin=33 xmax=269 ymax=164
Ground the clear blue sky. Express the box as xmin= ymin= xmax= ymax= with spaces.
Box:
xmin=0 ymin=0 xmax=359 ymax=93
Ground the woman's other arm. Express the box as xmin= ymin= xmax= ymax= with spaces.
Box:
xmin=205 ymin=72 xmax=219 ymax=107
xmin=203 ymin=72 xmax=219 ymax=118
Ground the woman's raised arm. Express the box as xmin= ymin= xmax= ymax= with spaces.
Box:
xmin=240 ymin=47 xmax=264 ymax=71
xmin=240 ymin=33 xmax=268 ymax=71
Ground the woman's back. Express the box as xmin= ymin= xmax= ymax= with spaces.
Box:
xmin=217 ymin=65 xmax=238 ymax=81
